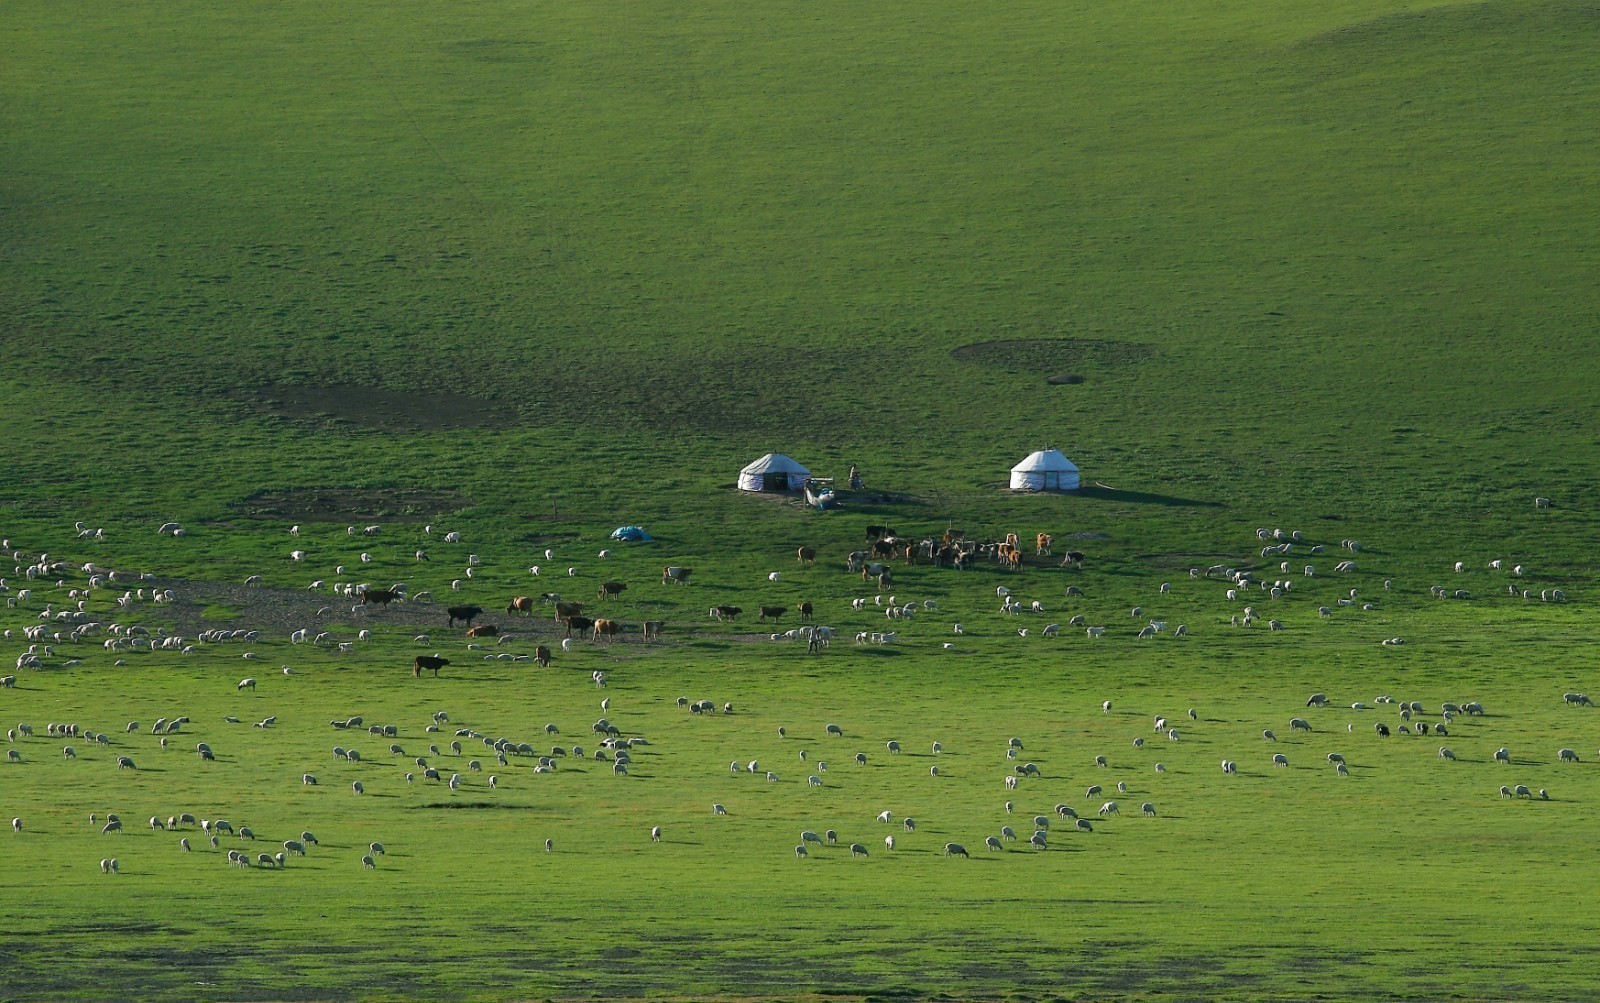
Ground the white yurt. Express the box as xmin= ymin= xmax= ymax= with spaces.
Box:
xmin=1009 ymin=448 xmax=1080 ymax=492
xmin=738 ymin=453 xmax=812 ymax=493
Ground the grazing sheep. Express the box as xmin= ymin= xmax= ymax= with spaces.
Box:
xmin=1559 ymin=748 xmax=1580 ymax=762
xmin=886 ymin=740 xmax=901 ymax=754
xmin=650 ymin=826 xmax=662 ymax=843
xmin=1094 ymin=755 xmax=1107 ymax=768
xmin=1563 ymin=693 xmax=1593 ymax=707
xmin=1263 ymin=730 xmax=1276 ymax=742
xmin=115 ymin=755 xmax=136 ymax=770
xmin=1220 ymin=760 xmax=1236 ymax=774
xmin=361 ymin=854 xmax=376 ymax=870
xmin=883 ymin=835 xmax=895 ymax=851
xmin=237 ymin=677 xmax=256 ymax=690
xmin=855 ymin=753 xmax=868 ymax=766
xmin=1098 ymin=801 xmax=1119 ymax=816
xmin=101 ymin=820 xmax=122 ymax=834
xmin=794 ymin=845 xmax=808 ymax=859
xmin=1084 ymin=784 xmax=1102 ymax=798
xmin=1290 ymin=718 xmax=1311 ymax=732
xmin=1500 ymin=785 xmax=1513 ymax=798
xmin=1141 ymin=802 xmax=1156 ymax=816
xmin=1326 ymin=753 xmax=1345 ymax=764
xmin=1030 ymin=831 xmax=1049 ymax=849
xmin=1494 ymin=747 xmax=1510 ymax=764
xmin=1375 ymin=723 xmax=1391 ymax=737
xmin=850 ymin=843 xmax=868 ymax=858
xmin=1335 ymin=762 xmax=1350 ymax=776
xmin=1005 ymin=775 xmax=1018 ymax=789
xmin=1272 ymin=754 xmax=1288 ymax=768
xmin=825 ymin=724 xmax=844 ymax=737
xmin=712 ymin=803 xmax=727 ymax=815
xmin=1133 ymin=737 xmax=1145 ymax=749
xmin=1515 ymin=785 xmax=1533 ymax=798
xmin=943 ymin=842 xmax=968 ymax=857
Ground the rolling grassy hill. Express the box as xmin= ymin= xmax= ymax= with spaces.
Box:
xmin=3 ymin=0 xmax=1599 ymax=998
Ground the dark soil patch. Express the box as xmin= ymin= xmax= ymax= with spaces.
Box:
xmin=228 ymin=383 xmax=510 ymax=432
xmin=230 ymin=486 xmax=474 ymax=522
xmin=950 ymin=338 xmax=1154 ymax=372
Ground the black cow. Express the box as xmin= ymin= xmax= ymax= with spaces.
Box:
xmin=447 ymin=605 xmax=484 ymax=627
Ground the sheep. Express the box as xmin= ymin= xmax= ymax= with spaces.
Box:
xmin=794 ymin=845 xmax=808 ymax=859
xmin=1141 ymin=802 xmax=1156 ymax=816
xmin=885 ymin=740 xmax=901 ymax=754
xmin=1220 ymin=760 xmax=1236 ymax=774
xmin=1559 ymin=748 xmax=1580 ymax=762
xmin=1272 ymin=754 xmax=1289 ymax=768
xmin=1326 ymin=753 xmax=1345 ymax=764
xmin=1290 ymin=718 xmax=1311 ymax=732
xmin=943 ymin=842 xmax=968 ymax=857
xmin=1515 ymin=784 xmax=1533 ymax=798
xmin=1084 ymin=784 xmax=1102 ymax=798
xmin=1098 ymin=801 xmax=1119 ymax=816
xmin=1335 ymin=762 xmax=1350 ymax=776
xmin=1086 ymin=626 xmax=1106 ymax=638
xmin=237 ymin=677 xmax=256 ymax=691
xmin=1563 ymin=693 xmax=1593 ymax=707
xmin=1005 ymin=775 xmax=1018 ymax=790
xmin=1263 ymin=730 xmax=1277 ymax=742
xmin=1030 ymin=831 xmax=1049 ymax=849
xmin=1494 ymin=747 xmax=1510 ymax=764
xmin=825 ymin=724 xmax=844 ymax=737
xmin=115 ymin=755 xmax=136 ymax=770
xmin=650 ymin=826 xmax=662 ymax=843
xmin=1094 ymin=755 xmax=1108 ymax=768
xmin=1437 ymin=747 xmax=1456 ymax=761
xmin=1500 ymin=785 xmax=1513 ymax=798
xmin=849 ymin=843 xmax=868 ymax=858
xmin=1168 ymin=730 xmax=1180 ymax=741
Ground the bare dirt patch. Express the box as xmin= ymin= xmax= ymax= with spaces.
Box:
xmin=228 ymin=383 xmax=511 ymax=433
xmin=230 ymin=487 xmax=474 ymax=522
xmin=951 ymin=338 xmax=1154 ymax=378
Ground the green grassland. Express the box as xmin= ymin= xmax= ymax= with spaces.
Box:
xmin=4 ymin=0 xmax=1600 ymax=998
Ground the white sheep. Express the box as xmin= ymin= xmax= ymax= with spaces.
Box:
xmin=1271 ymin=753 xmax=1288 ymax=768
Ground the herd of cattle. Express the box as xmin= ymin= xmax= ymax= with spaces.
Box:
xmin=396 ymin=525 xmax=1089 ymax=672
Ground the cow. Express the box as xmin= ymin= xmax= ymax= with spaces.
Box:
xmin=1036 ymin=533 xmax=1053 ymax=556
xmin=866 ymin=525 xmax=896 ymax=541
xmin=466 ymin=624 xmax=499 ymax=638
xmin=447 ymin=605 xmax=484 ymax=627
xmin=661 ymin=566 xmax=693 ymax=586
xmin=592 ymin=619 xmax=622 ymax=642
xmin=1061 ymin=550 xmax=1086 ymax=569
xmin=759 ymin=606 xmax=786 ymax=622
xmin=597 ymin=581 xmax=627 ymax=600
xmin=359 ymin=588 xmax=402 ymax=606
xmin=797 ymin=546 xmax=816 ymax=565
xmin=796 ymin=601 xmax=813 ymax=621
xmin=642 ymin=620 xmax=664 ymax=641
xmin=534 ymin=645 xmax=551 ymax=667
xmin=710 ymin=605 xmax=742 ymax=621
xmin=413 ymin=655 xmax=449 ymax=678
xmin=564 ymin=616 xmax=596 ymax=638
xmin=871 ymin=539 xmax=896 ymax=559
xmin=554 ymin=601 xmax=584 ymax=622
xmin=862 ymin=562 xmax=888 ymax=580
xmin=846 ymin=551 xmax=867 ymax=573
xmin=506 ymin=596 xmax=535 ymax=616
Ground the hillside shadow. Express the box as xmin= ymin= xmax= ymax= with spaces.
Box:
xmin=1076 ymin=486 xmax=1223 ymax=508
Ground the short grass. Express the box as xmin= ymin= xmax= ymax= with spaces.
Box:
xmin=4 ymin=0 xmax=1600 ymax=997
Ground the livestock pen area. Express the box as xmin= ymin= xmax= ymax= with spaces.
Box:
xmin=4 ymin=515 xmax=1600 ymax=1002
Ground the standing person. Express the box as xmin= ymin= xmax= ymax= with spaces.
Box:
xmin=849 ymin=464 xmax=862 ymax=491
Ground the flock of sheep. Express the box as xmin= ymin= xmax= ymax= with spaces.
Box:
xmin=0 ymin=498 xmax=1583 ymax=875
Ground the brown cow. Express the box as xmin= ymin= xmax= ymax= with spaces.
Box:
xmin=597 ymin=581 xmax=627 ymax=600
xmin=554 ymin=601 xmax=584 ymax=622
xmin=360 ymin=588 xmax=401 ymax=606
xmin=506 ymin=596 xmax=535 ymax=616
xmin=534 ymin=645 xmax=551 ymax=667
xmin=642 ymin=620 xmax=664 ymax=641
xmin=413 ymin=655 xmax=449 ymax=678
xmin=564 ymin=615 xmax=595 ymax=638
xmin=661 ymin=566 xmax=693 ymax=585
xmin=467 ymin=624 xmax=499 ymax=638
xmin=592 ymin=618 xmax=621 ymax=642
xmin=796 ymin=602 xmax=813 ymax=621
xmin=758 ymin=606 xmax=786 ymax=622
xmin=797 ymin=546 xmax=816 ymax=565
xmin=1036 ymin=533 xmax=1053 ymax=556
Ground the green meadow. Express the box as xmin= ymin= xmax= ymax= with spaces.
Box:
xmin=3 ymin=0 xmax=1599 ymax=998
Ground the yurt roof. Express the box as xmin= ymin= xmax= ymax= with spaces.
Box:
xmin=1011 ymin=448 xmax=1079 ymax=473
xmin=740 ymin=452 xmax=810 ymax=475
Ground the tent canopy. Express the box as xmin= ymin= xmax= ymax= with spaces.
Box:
xmin=609 ymin=526 xmax=653 ymax=542
xmin=739 ymin=452 xmax=811 ymax=492
xmin=1009 ymin=448 xmax=1080 ymax=491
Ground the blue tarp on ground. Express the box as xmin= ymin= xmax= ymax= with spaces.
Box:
xmin=609 ymin=526 xmax=653 ymax=542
